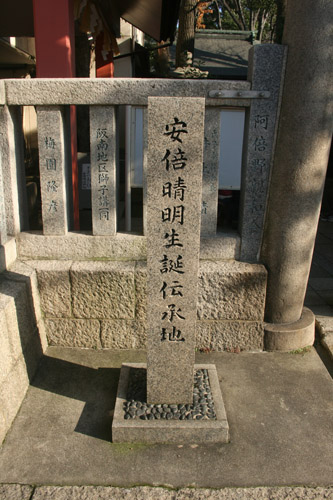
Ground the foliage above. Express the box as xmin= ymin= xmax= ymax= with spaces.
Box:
xmin=195 ymin=0 xmax=280 ymax=43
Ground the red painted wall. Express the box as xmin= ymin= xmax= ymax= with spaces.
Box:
xmin=33 ymin=0 xmax=79 ymax=229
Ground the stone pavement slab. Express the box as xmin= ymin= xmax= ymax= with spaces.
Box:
xmin=0 ymin=347 xmax=332 ymax=489
xmin=7 ymin=485 xmax=330 ymax=500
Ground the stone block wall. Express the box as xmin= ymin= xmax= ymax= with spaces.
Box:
xmin=24 ymin=259 xmax=267 ymax=353
xmin=0 ymin=259 xmax=47 ymax=444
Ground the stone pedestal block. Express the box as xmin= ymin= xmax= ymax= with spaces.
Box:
xmin=112 ymin=363 xmax=229 ymax=444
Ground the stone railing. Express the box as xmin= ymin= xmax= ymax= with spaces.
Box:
xmin=0 ymin=44 xmax=286 ymax=264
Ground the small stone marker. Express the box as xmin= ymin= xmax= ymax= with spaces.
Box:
xmin=112 ymin=96 xmax=229 ymax=443
xmin=146 ymin=97 xmax=205 ymax=404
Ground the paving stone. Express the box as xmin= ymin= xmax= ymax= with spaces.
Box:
xmin=30 ymin=486 xmax=333 ymax=500
xmin=0 ymin=484 xmax=33 ymax=500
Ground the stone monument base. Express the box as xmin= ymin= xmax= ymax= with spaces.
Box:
xmin=112 ymin=363 xmax=229 ymax=444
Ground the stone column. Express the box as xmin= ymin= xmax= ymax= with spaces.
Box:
xmin=261 ymin=0 xmax=333 ymax=350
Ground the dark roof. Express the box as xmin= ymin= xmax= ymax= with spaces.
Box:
xmin=0 ymin=0 xmax=180 ymax=43
xmin=193 ymin=30 xmax=255 ymax=79
xmin=0 ymin=38 xmax=35 ymax=68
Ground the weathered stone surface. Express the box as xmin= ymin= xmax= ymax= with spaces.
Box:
xmin=134 ymin=261 xmax=146 ymax=322
xmin=210 ymin=321 xmax=264 ymax=351
xmin=29 ymin=486 xmax=333 ymax=500
xmin=146 ymin=96 xmax=205 ymax=404
xmin=45 ymin=319 xmax=101 ymax=348
xmin=0 ymin=484 xmax=33 ymax=500
xmin=90 ymin=106 xmax=116 ymax=235
xmin=27 ymin=260 xmax=72 ymax=318
xmin=71 ymin=261 xmax=135 ymax=319
xmin=101 ymin=320 xmax=146 ymax=349
xmin=197 ymin=261 xmax=267 ymax=321
xmin=240 ymin=44 xmax=287 ymax=262
xmin=37 ymin=106 xmax=68 ymax=235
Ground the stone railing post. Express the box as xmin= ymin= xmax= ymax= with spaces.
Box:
xmin=0 ymin=104 xmax=28 ymax=237
xmin=37 ymin=106 xmax=70 ymax=235
xmin=89 ymin=106 xmax=117 ymax=235
xmin=201 ymin=107 xmax=221 ymax=236
xmin=240 ymin=44 xmax=287 ymax=262
xmin=261 ymin=0 xmax=333 ymax=350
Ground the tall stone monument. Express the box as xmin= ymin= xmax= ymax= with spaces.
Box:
xmin=112 ymin=97 xmax=229 ymax=443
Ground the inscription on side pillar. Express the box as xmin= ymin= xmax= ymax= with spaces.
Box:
xmin=37 ymin=106 xmax=68 ymax=235
xmin=90 ymin=106 xmax=116 ymax=235
xmin=146 ymin=97 xmax=205 ymax=404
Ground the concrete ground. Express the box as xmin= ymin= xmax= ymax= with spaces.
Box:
xmin=0 ymin=221 xmax=332 ymax=499
xmin=0 ymin=346 xmax=332 ymax=498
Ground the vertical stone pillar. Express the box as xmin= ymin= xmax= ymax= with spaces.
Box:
xmin=0 ymin=145 xmax=7 ymax=245
xmin=90 ymin=106 xmax=117 ymax=235
xmin=201 ymin=108 xmax=220 ymax=236
xmin=240 ymin=44 xmax=287 ymax=262
xmin=146 ymin=97 xmax=205 ymax=404
xmin=261 ymin=0 xmax=333 ymax=350
xmin=0 ymin=105 xmax=28 ymax=236
xmin=37 ymin=106 xmax=69 ymax=235
xmin=142 ymin=108 xmax=148 ymax=236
